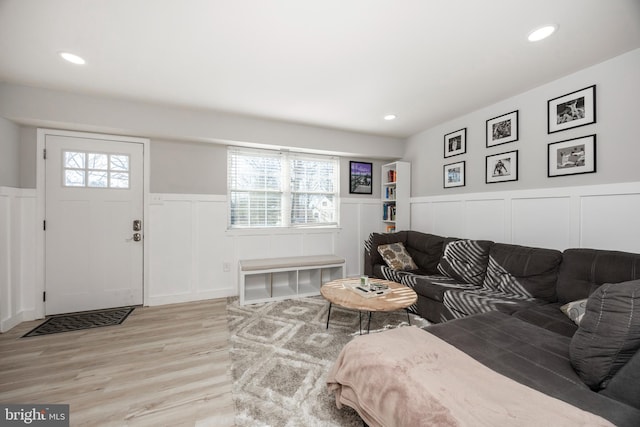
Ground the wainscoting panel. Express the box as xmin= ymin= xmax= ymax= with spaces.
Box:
xmin=147 ymin=194 xmax=381 ymax=305
xmin=512 ymin=197 xmax=572 ymax=251
xmin=0 ymin=187 xmax=37 ymax=332
xmin=464 ymin=199 xmax=506 ymax=242
xmin=580 ymin=193 xmax=640 ymax=253
xmin=411 ymin=182 xmax=640 ymax=254
xmin=432 ymin=201 xmax=465 ymax=238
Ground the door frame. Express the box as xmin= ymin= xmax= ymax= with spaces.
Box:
xmin=36 ymin=128 xmax=151 ymax=318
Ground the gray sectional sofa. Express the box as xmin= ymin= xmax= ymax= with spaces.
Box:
xmin=358 ymin=230 xmax=640 ymax=426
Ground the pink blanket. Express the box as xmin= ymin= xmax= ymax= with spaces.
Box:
xmin=327 ymin=326 xmax=613 ymax=427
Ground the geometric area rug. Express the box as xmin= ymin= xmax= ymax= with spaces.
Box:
xmin=227 ymin=296 xmax=430 ymax=427
xmin=22 ymin=306 xmax=135 ymax=338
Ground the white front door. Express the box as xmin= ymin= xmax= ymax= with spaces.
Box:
xmin=45 ymin=134 xmax=144 ymax=315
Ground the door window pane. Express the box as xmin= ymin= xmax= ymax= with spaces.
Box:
xmin=64 ymin=169 xmax=85 ymax=187
xmin=88 ymin=171 xmax=108 ymax=187
xmin=62 ymin=151 xmax=131 ymax=189
xmin=88 ymin=153 xmax=108 ymax=170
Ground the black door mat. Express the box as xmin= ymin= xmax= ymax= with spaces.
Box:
xmin=22 ymin=306 xmax=135 ymax=338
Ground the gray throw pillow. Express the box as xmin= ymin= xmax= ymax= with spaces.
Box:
xmin=437 ymin=239 xmax=492 ymax=286
xmin=569 ymin=280 xmax=640 ymax=390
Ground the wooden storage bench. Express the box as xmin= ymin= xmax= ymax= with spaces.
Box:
xmin=239 ymin=255 xmax=346 ymax=305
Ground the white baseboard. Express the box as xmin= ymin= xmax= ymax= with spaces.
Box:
xmin=147 ymin=288 xmax=236 ymax=306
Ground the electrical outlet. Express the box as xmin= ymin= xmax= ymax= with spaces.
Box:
xmin=223 ymin=262 xmax=231 ymax=272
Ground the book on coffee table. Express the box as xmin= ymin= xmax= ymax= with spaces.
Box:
xmin=344 ymin=282 xmax=391 ymax=298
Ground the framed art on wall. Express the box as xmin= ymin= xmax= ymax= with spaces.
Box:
xmin=443 ymin=161 xmax=465 ymax=188
xmin=444 ymin=128 xmax=466 ymax=158
xmin=349 ymin=161 xmax=373 ymax=194
xmin=547 ymin=85 xmax=596 ymax=134
xmin=547 ymin=135 xmax=596 ymax=177
xmin=486 ymin=150 xmax=518 ymax=184
xmin=486 ymin=110 xmax=518 ymax=147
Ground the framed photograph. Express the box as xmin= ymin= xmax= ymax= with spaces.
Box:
xmin=486 ymin=150 xmax=518 ymax=184
xmin=486 ymin=110 xmax=518 ymax=147
xmin=443 ymin=161 xmax=465 ymax=188
xmin=349 ymin=161 xmax=373 ymax=194
xmin=444 ymin=128 xmax=466 ymax=158
xmin=547 ymin=85 xmax=596 ymax=134
xmin=547 ymin=134 xmax=596 ymax=177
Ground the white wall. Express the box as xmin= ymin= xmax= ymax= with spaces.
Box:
xmin=0 ymin=82 xmax=404 ymax=160
xmin=147 ymin=194 xmax=380 ymax=305
xmin=0 ymin=117 xmax=20 ymax=187
xmin=405 ymin=48 xmax=640 ymax=197
xmin=411 ymin=182 xmax=640 ymax=253
xmin=0 ymin=187 xmax=37 ymax=332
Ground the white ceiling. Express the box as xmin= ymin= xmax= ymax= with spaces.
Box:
xmin=0 ymin=0 xmax=639 ymax=138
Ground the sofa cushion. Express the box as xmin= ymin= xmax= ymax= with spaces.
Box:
xmin=560 ymin=298 xmax=588 ymax=325
xmin=401 ymin=274 xmax=480 ymax=302
xmin=405 ymin=231 xmax=445 ymax=274
xmin=437 ymin=239 xmax=493 ymax=286
xmin=426 ymin=311 xmax=640 ymax=426
xmin=483 ymin=243 xmax=562 ymax=302
xmin=443 ymin=288 xmax=544 ymax=319
xmin=377 ymin=242 xmax=418 ymax=271
xmin=557 ymin=248 xmax=640 ymax=304
xmin=570 ymin=280 xmax=640 ymax=391
xmin=513 ymin=303 xmax=578 ymax=338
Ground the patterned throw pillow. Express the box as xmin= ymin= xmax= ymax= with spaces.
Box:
xmin=560 ymin=298 xmax=587 ymax=325
xmin=377 ymin=242 xmax=418 ymax=271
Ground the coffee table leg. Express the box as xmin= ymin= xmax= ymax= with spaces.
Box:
xmin=367 ymin=311 xmax=372 ymax=333
xmin=326 ymin=303 xmax=332 ymax=329
xmin=406 ymin=309 xmax=411 ymax=325
xmin=359 ymin=311 xmax=362 ymax=335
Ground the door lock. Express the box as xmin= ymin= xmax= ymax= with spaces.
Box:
xmin=132 ymin=233 xmax=141 ymax=242
xmin=133 ymin=219 xmax=142 ymax=231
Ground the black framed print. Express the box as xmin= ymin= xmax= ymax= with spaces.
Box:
xmin=486 ymin=150 xmax=518 ymax=184
xmin=486 ymin=110 xmax=518 ymax=147
xmin=547 ymin=135 xmax=596 ymax=177
xmin=349 ymin=161 xmax=373 ymax=194
xmin=443 ymin=161 xmax=465 ymax=188
xmin=547 ymin=85 xmax=596 ymax=134
xmin=444 ymin=128 xmax=466 ymax=158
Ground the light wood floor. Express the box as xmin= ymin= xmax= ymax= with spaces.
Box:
xmin=0 ymin=299 xmax=236 ymax=426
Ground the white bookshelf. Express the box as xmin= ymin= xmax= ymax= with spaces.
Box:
xmin=381 ymin=161 xmax=411 ymax=232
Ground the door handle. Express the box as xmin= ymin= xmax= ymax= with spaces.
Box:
xmin=133 ymin=219 xmax=142 ymax=231
xmin=126 ymin=233 xmax=142 ymax=242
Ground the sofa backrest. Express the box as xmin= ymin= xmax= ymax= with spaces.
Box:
xmin=406 ymin=231 xmax=445 ymax=274
xmin=557 ymin=248 xmax=640 ymax=304
xmin=484 ymin=243 xmax=563 ymax=302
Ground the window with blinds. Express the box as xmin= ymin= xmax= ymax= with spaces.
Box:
xmin=228 ymin=147 xmax=339 ymax=228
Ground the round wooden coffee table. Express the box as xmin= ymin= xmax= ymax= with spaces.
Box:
xmin=320 ymin=278 xmax=417 ymax=334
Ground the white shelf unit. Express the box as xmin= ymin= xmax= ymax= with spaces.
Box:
xmin=239 ymin=256 xmax=345 ymax=305
xmin=381 ymin=161 xmax=411 ymax=232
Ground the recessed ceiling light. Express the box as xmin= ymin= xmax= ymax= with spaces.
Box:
xmin=384 ymin=114 xmax=397 ymax=121
xmin=528 ymin=25 xmax=557 ymax=42
xmin=59 ymin=52 xmax=86 ymax=65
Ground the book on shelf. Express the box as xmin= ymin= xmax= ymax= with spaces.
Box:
xmin=387 ymin=169 xmax=397 ymax=183
xmin=385 ymin=186 xmax=395 ymax=200
xmin=382 ymin=203 xmax=396 ymax=221
xmin=386 ymin=225 xmax=396 ymax=233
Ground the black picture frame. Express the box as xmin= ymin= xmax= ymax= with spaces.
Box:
xmin=486 ymin=150 xmax=518 ymax=184
xmin=486 ymin=110 xmax=519 ymax=147
xmin=444 ymin=128 xmax=467 ymax=158
xmin=547 ymin=85 xmax=596 ymax=134
xmin=443 ymin=161 xmax=465 ymax=188
xmin=349 ymin=161 xmax=373 ymax=194
xmin=547 ymin=135 xmax=596 ymax=177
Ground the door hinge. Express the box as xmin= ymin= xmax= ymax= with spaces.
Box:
xmin=43 ymin=292 xmax=46 ymax=302
xmin=43 ymin=220 xmax=46 ymax=231
xmin=43 ymin=148 xmax=47 ymax=160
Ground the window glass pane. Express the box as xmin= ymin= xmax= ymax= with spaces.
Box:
xmin=291 ymin=194 xmax=336 ymax=225
xmin=110 ymin=155 xmax=129 ymax=171
xmin=290 ymin=158 xmax=335 ymax=193
xmin=64 ymin=151 xmax=85 ymax=169
xmin=64 ymin=169 xmax=85 ymax=187
xmin=110 ymin=172 xmax=130 ymax=188
xmin=88 ymin=153 xmax=108 ymax=170
xmin=87 ymin=171 xmax=108 ymax=187
xmin=230 ymin=191 xmax=281 ymax=227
